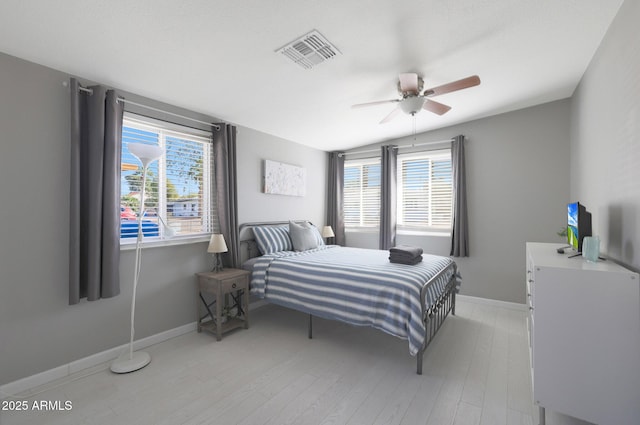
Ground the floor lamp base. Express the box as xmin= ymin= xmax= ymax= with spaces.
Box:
xmin=110 ymin=351 xmax=151 ymax=374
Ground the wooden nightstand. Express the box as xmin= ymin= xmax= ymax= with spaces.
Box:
xmin=195 ymin=268 xmax=250 ymax=341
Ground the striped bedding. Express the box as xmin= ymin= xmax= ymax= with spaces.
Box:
xmin=249 ymin=245 xmax=456 ymax=355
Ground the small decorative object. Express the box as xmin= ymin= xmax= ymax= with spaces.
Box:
xmin=321 ymin=225 xmax=335 ymax=243
xmin=263 ymin=159 xmax=306 ymax=197
xmin=557 ymin=226 xmax=568 ymax=239
xmin=208 ymin=234 xmax=228 ymax=272
xmin=220 ymin=306 xmax=238 ymax=324
xmin=582 ymin=235 xmax=600 ymax=262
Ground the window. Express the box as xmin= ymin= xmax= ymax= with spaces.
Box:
xmin=120 ymin=114 xmax=216 ymax=241
xmin=343 ymin=149 xmax=453 ymax=232
xmin=397 ymin=150 xmax=452 ymax=230
xmin=344 ymin=158 xmax=381 ymax=227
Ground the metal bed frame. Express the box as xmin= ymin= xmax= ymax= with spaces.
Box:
xmin=238 ymin=221 xmax=458 ymax=375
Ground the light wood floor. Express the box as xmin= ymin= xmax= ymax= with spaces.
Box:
xmin=1 ymin=299 xmax=592 ymax=425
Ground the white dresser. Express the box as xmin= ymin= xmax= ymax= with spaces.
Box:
xmin=526 ymin=242 xmax=640 ymax=425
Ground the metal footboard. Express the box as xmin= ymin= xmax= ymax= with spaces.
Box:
xmin=416 ymin=262 xmax=458 ymax=375
xmin=308 ymin=261 xmax=459 ymax=375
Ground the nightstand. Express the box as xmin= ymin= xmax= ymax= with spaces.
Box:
xmin=195 ymin=268 xmax=250 ymax=341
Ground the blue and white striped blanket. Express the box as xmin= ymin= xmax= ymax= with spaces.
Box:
xmin=250 ymin=246 xmax=456 ymax=355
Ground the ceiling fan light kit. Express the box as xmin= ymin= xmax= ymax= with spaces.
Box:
xmin=353 ymin=73 xmax=481 ymax=123
xmin=399 ymin=96 xmax=425 ymax=115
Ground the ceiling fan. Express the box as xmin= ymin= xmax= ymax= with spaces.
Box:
xmin=352 ymin=73 xmax=481 ymax=123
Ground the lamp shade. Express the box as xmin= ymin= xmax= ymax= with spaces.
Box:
xmin=128 ymin=143 xmax=164 ymax=167
xmin=321 ymin=226 xmax=335 ymax=238
xmin=207 ymin=234 xmax=228 ymax=253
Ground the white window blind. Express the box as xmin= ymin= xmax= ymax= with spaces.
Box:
xmin=397 ymin=150 xmax=453 ymax=230
xmin=344 ymin=159 xmax=381 ymax=227
xmin=120 ymin=114 xmax=216 ymax=241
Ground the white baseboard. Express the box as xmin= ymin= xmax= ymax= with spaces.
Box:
xmin=457 ymin=294 xmax=527 ymax=311
xmin=1 ymin=299 xmax=270 ymax=399
xmin=1 ymin=297 xmax=520 ymax=398
xmin=0 ymin=321 xmax=197 ymax=400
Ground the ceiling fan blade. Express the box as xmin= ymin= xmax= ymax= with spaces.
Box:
xmin=423 ymin=99 xmax=452 ymax=115
xmin=399 ymin=73 xmax=419 ymax=94
xmin=351 ymin=99 xmax=399 ymax=108
xmin=423 ymin=75 xmax=480 ymax=97
xmin=379 ymin=107 xmax=401 ymax=124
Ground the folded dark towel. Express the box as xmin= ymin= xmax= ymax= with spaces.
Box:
xmin=389 ymin=245 xmax=423 ymax=258
xmin=390 ymin=252 xmax=419 ymax=261
xmin=389 ymin=255 xmax=423 ymax=265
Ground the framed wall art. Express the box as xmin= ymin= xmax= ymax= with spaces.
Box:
xmin=263 ymin=159 xmax=306 ymax=197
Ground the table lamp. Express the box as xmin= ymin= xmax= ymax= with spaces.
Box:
xmin=208 ymin=234 xmax=228 ymax=272
xmin=322 ymin=225 xmax=335 ymax=243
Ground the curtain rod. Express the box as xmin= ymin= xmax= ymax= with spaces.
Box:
xmin=339 ymin=138 xmax=454 ymax=157
xmin=72 ymin=84 xmax=221 ymax=130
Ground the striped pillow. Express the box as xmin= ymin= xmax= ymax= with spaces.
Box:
xmin=253 ymin=226 xmax=293 ymax=254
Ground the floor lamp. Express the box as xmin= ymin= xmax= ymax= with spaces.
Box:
xmin=111 ymin=142 xmax=164 ymax=374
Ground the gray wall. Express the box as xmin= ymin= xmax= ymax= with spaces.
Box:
xmin=570 ymin=0 xmax=640 ymax=271
xmin=346 ymin=99 xmax=571 ymax=304
xmin=0 ymin=52 xmax=326 ymax=386
xmin=236 ymin=127 xmax=327 ymax=226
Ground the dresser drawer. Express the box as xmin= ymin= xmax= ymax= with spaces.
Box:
xmin=198 ymin=273 xmax=247 ymax=293
xmin=219 ymin=277 xmax=247 ymax=293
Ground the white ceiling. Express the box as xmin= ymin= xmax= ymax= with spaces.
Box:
xmin=0 ymin=0 xmax=624 ymax=151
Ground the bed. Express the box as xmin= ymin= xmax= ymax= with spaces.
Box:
xmin=239 ymin=221 xmax=460 ymax=374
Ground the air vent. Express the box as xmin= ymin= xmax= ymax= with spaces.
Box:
xmin=276 ymin=30 xmax=341 ymax=69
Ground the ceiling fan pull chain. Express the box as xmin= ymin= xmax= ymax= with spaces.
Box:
xmin=413 ymin=116 xmax=417 ymax=140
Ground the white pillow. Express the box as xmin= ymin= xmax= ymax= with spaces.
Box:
xmin=289 ymin=221 xmax=319 ymax=251
xmin=309 ymin=224 xmax=325 ymax=246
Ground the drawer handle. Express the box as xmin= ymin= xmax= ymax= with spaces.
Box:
xmin=232 ymin=283 xmax=237 ymax=289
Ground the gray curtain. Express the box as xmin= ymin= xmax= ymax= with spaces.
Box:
xmin=326 ymin=152 xmax=345 ymax=245
xmin=450 ymin=135 xmax=469 ymax=257
xmin=213 ymin=123 xmax=239 ymax=268
xmin=69 ymin=78 xmax=123 ymax=304
xmin=379 ymin=145 xmax=398 ymax=250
